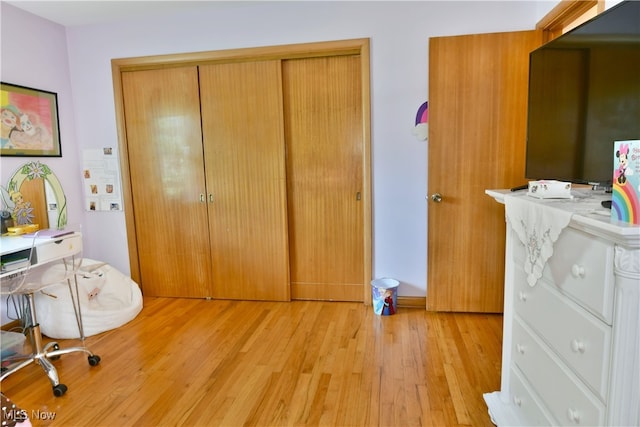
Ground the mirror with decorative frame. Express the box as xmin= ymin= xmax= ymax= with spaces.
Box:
xmin=1 ymin=161 xmax=67 ymax=231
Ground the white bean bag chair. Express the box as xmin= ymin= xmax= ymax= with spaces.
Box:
xmin=34 ymin=258 xmax=143 ymax=339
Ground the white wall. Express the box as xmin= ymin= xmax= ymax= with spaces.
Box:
xmin=2 ymin=1 xmax=542 ymax=307
xmin=0 ymin=4 xmax=83 ymax=324
xmin=0 ymin=8 xmax=82 ymax=218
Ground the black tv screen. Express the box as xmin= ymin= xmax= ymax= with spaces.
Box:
xmin=525 ymin=0 xmax=640 ymax=186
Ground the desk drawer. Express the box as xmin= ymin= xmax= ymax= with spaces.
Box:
xmin=514 ymin=266 xmax=611 ymax=400
xmin=512 ymin=316 xmax=606 ymax=426
xmin=36 ymin=233 xmax=82 ymax=265
xmin=512 ymin=227 xmax=614 ymax=323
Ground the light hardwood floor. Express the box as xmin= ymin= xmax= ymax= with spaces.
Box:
xmin=1 ymin=298 xmax=502 ymax=426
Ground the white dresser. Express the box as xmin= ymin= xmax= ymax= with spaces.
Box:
xmin=484 ymin=189 xmax=640 ymax=427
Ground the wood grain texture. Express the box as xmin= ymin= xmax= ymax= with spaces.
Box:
xmin=1 ymin=298 xmax=502 ymax=426
xmin=283 ymin=55 xmax=365 ymax=302
xmin=199 ymin=61 xmax=290 ymax=301
xmin=536 ymin=0 xmax=604 ymax=41
xmin=427 ymin=30 xmax=543 ymax=312
xmin=112 ymin=39 xmax=372 ymax=298
xmin=18 ymin=178 xmax=48 ymax=229
xmin=121 ymin=67 xmax=212 ymax=298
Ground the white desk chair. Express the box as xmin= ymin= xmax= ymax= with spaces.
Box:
xmin=0 ymin=227 xmax=101 ymax=397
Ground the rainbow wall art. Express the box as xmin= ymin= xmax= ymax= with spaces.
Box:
xmin=412 ymin=101 xmax=428 ymax=141
xmin=612 ymin=140 xmax=640 ymax=225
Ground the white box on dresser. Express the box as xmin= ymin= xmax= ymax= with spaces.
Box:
xmin=484 ymin=189 xmax=640 ymax=427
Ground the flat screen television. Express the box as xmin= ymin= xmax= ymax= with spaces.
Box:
xmin=525 ymin=0 xmax=640 ymax=187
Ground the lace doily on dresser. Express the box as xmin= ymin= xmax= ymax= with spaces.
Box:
xmin=504 ymin=194 xmax=573 ymax=287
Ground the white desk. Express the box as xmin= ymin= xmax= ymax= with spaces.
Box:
xmin=1 ymin=232 xmax=82 ymax=290
xmin=1 ymin=231 xmax=79 ymax=255
xmin=0 ymin=230 xmax=98 ymax=397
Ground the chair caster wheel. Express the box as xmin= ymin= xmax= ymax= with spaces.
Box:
xmin=88 ymin=355 xmax=101 ymax=366
xmin=46 ymin=343 xmax=61 ymax=361
xmin=53 ymin=383 xmax=67 ymax=397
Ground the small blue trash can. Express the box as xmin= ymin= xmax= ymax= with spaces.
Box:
xmin=371 ymin=278 xmax=399 ymax=315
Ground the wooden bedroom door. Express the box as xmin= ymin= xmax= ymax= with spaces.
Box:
xmin=282 ymin=54 xmax=365 ymax=302
xmin=199 ymin=61 xmax=290 ymax=301
xmin=427 ymin=30 xmax=543 ymax=312
xmin=121 ymin=66 xmax=212 ymax=298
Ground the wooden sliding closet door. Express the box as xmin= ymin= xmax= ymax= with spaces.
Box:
xmin=283 ymin=55 xmax=364 ymax=301
xmin=199 ymin=61 xmax=290 ymax=301
xmin=121 ymin=67 xmax=212 ymax=298
xmin=114 ymin=39 xmax=371 ymax=302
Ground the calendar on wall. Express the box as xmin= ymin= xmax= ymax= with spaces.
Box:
xmin=82 ymin=148 xmax=123 ymax=211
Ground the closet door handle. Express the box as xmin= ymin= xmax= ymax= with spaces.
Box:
xmin=209 ymin=194 xmax=214 ymax=203
xmin=356 ymin=192 xmax=361 ymax=201
xmin=199 ymin=194 xmax=205 ymax=203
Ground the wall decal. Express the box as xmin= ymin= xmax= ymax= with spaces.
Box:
xmin=412 ymin=101 xmax=428 ymax=141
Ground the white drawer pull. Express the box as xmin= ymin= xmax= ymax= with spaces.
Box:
xmin=571 ymin=264 xmax=585 ymax=278
xmin=567 ymin=408 xmax=581 ymax=423
xmin=516 ymin=344 xmax=526 ymax=354
xmin=513 ymin=395 xmax=522 ymax=407
xmin=518 ymin=291 xmax=527 ymax=302
xmin=571 ymin=339 xmax=586 ymax=354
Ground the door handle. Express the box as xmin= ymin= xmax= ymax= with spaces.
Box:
xmin=431 ymin=193 xmax=443 ymax=203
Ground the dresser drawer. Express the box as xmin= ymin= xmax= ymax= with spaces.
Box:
xmin=512 ymin=317 xmax=606 ymax=426
xmin=512 ymin=227 xmax=614 ymax=323
xmin=509 ymin=366 xmax=556 ymax=426
xmin=514 ymin=266 xmax=611 ymax=400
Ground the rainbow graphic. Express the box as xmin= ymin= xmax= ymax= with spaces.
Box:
xmin=611 ymin=140 xmax=640 ymax=225
xmin=415 ymin=101 xmax=428 ymax=126
xmin=612 ymin=182 xmax=639 ymax=224
xmin=412 ymin=101 xmax=429 ymax=141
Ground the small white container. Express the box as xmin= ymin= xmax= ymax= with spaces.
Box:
xmin=527 ymin=180 xmax=573 ymax=199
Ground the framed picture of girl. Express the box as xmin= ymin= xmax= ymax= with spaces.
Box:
xmin=1 ymin=82 xmax=61 ymax=157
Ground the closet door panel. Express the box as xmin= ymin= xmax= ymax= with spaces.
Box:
xmin=199 ymin=61 xmax=290 ymax=301
xmin=122 ymin=67 xmax=212 ymax=298
xmin=283 ymin=55 xmax=364 ymax=301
